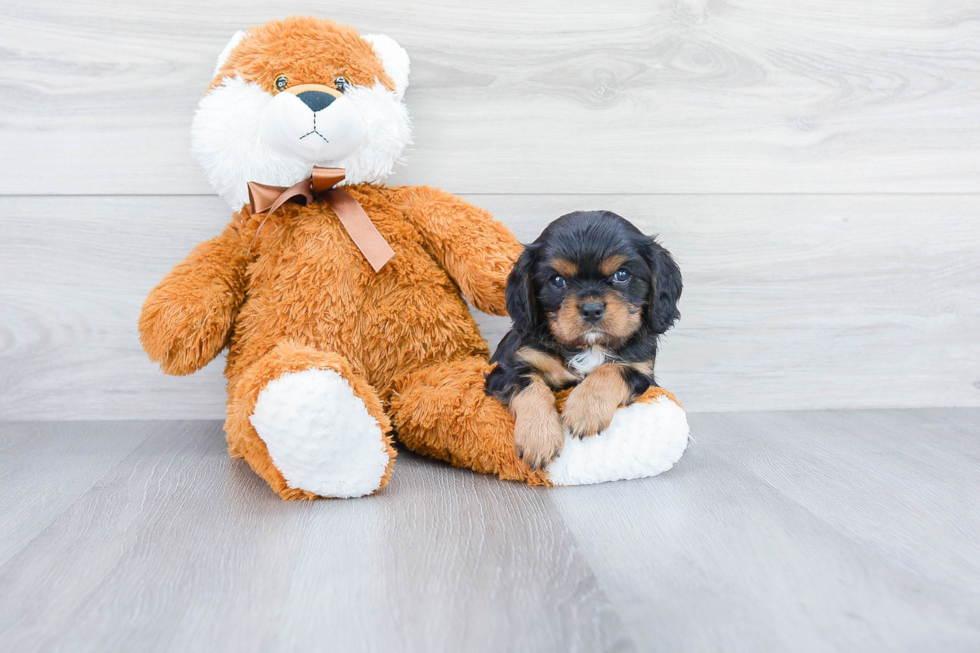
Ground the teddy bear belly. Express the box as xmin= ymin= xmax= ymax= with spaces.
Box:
xmin=225 ymin=235 xmax=489 ymax=399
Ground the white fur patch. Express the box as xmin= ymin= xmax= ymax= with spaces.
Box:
xmin=363 ymin=33 xmax=410 ymax=99
xmin=191 ymin=76 xmax=309 ymax=210
xmin=569 ymin=347 xmax=607 ymax=375
xmin=250 ymin=368 xmax=390 ymax=498
xmin=192 ymin=75 xmax=412 ymax=210
xmin=547 ymin=396 xmax=689 ymax=485
xmin=213 ymin=30 xmax=247 ymax=77
xmin=334 ymin=82 xmax=412 ymax=186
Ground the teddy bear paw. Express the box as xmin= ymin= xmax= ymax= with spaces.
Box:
xmin=548 ymin=395 xmax=689 ymax=486
xmin=250 ymin=368 xmax=391 ymax=498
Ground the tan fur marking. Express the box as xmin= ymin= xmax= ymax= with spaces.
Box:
xmin=550 ymin=257 xmax=578 ymax=278
xmin=602 ymin=293 xmax=643 ymax=344
xmin=561 ymin=363 xmax=631 ymax=438
xmin=630 ymin=360 xmax=655 ymax=376
xmin=285 ymin=83 xmax=343 ymax=98
xmin=547 ymin=297 xmax=586 ymax=346
xmin=510 ymin=374 xmax=565 ymax=470
xmin=599 ymin=254 xmax=629 ymax=276
xmin=547 ymin=291 xmax=642 ymax=349
xmin=517 ymin=347 xmax=579 ymax=388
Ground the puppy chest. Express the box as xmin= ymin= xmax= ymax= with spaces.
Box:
xmin=568 ymin=347 xmax=607 ymax=375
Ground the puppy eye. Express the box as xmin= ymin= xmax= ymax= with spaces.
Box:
xmin=274 ymin=75 xmax=288 ymax=92
xmin=613 ymin=269 xmax=631 ymax=283
xmin=550 ymin=275 xmax=567 ymax=289
xmin=334 ymin=76 xmax=349 ymax=93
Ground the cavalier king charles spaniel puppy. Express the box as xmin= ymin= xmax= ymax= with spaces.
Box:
xmin=486 ymin=210 xmax=682 ymax=470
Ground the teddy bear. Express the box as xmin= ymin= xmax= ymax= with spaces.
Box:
xmin=138 ymin=16 xmax=689 ymax=499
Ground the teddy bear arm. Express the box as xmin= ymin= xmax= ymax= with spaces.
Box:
xmin=398 ymin=186 xmax=522 ymax=316
xmin=138 ymin=221 xmax=250 ymax=376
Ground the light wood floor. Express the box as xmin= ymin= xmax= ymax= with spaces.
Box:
xmin=1 ymin=409 xmax=978 ymax=652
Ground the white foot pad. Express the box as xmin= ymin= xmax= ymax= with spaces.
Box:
xmin=250 ymin=368 xmax=390 ymax=498
xmin=548 ymin=396 xmax=689 ymax=486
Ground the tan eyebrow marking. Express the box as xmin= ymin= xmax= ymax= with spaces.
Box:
xmin=550 ymin=258 xmax=578 ymax=278
xmin=599 ymin=254 xmax=629 ymax=276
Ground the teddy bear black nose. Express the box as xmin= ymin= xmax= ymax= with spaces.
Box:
xmin=579 ymin=301 xmax=605 ymax=323
xmin=297 ymin=90 xmax=335 ymax=112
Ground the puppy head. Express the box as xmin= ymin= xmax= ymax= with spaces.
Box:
xmin=506 ymin=211 xmax=682 ymax=348
xmin=192 ymin=16 xmax=412 ymax=209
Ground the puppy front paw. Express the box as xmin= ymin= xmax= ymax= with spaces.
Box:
xmin=514 ymin=409 xmax=565 ymax=471
xmin=561 ymin=385 xmax=618 ymax=439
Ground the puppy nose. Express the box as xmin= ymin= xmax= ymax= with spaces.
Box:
xmin=579 ymin=301 xmax=605 ymax=323
xmin=296 ymin=90 xmax=335 ymax=112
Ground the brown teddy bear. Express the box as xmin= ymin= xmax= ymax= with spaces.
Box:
xmin=139 ymin=16 xmax=689 ymax=499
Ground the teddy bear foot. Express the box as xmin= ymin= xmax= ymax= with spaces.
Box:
xmin=547 ymin=390 xmax=690 ymax=486
xmin=249 ymin=368 xmax=392 ymax=499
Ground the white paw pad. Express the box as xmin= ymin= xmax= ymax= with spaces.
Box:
xmin=548 ymin=396 xmax=689 ymax=486
xmin=250 ymin=368 xmax=390 ymax=498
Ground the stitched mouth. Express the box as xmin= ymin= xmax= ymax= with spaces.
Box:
xmin=300 ymin=130 xmax=330 ymax=142
xmin=299 ymin=113 xmax=330 ymax=143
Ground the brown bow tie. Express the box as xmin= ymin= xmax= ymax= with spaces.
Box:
xmin=247 ymin=167 xmax=395 ymax=272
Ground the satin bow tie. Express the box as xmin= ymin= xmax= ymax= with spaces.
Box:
xmin=246 ymin=167 xmax=395 ymax=272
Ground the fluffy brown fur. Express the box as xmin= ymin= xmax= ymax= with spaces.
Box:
xmin=140 ymin=181 xmax=540 ymax=498
xmin=141 ymin=19 xmax=683 ymax=497
xmin=210 ymin=17 xmax=395 ymax=94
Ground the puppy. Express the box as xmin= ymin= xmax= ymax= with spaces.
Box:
xmin=486 ymin=210 xmax=682 ymax=470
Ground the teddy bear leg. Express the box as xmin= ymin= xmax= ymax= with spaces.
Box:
xmin=389 ymin=356 xmax=549 ymax=486
xmin=225 ymin=341 xmax=396 ymax=500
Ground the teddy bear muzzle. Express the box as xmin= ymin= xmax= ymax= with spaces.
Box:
xmin=258 ymin=83 xmax=367 ymax=166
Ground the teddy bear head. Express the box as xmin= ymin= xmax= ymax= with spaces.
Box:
xmin=192 ymin=16 xmax=412 ymax=209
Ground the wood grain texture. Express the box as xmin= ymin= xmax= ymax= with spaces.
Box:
xmin=1 ymin=0 xmax=978 ymax=194
xmin=1 ymin=194 xmax=977 ymax=419
xmin=0 ymin=411 xmax=978 ymax=651
xmin=553 ymin=409 xmax=980 ymax=652
xmin=0 ymin=421 xmax=630 ymax=653
xmin=0 ymin=421 xmax=154 ymax=565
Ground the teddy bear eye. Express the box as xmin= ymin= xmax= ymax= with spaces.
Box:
xmin=274 ymin=75 xmax=288 ymax=91
xmin=613 ymin=269 xmax=631 ymax=283
xmin=334 ymin=76 xmax=349 ymax=93
xmin=550 ymin=275 xmax=566 ymax=289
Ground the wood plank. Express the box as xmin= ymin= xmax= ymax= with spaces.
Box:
xmin=1 ymin=412 xmax=978 ymax=650
xmin=0 ymin=421 xmax=631 ymax=652
xmin=1 ymin=194 xmax=977 ymax=419
xmin=697 ymin=409 xmax=980 ymax=593
xmin=0 ymin=421 xmax=154 ymax=565
xmin=1 ymin=0 xmax=978 ymax=194
xmin=552 ymin=409 xmax=980 ymax=651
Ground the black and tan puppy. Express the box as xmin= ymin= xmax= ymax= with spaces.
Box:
xmin=486 ymin=210 xmax=682 ymax=470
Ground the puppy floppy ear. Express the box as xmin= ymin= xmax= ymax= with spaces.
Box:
xmin=506 ymin=243 xmax=540 ymax=336
xmin=644 ymin=238 xmax=683 ymax=334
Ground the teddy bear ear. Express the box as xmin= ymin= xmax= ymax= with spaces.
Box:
xmin=212 ymin=29 xmax=248 ymax=78
xmin=362 ymin=33 xmax=410 ymax=99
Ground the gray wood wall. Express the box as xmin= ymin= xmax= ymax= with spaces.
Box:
xmin=2 ymin=0 xmax=978 ymax=419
